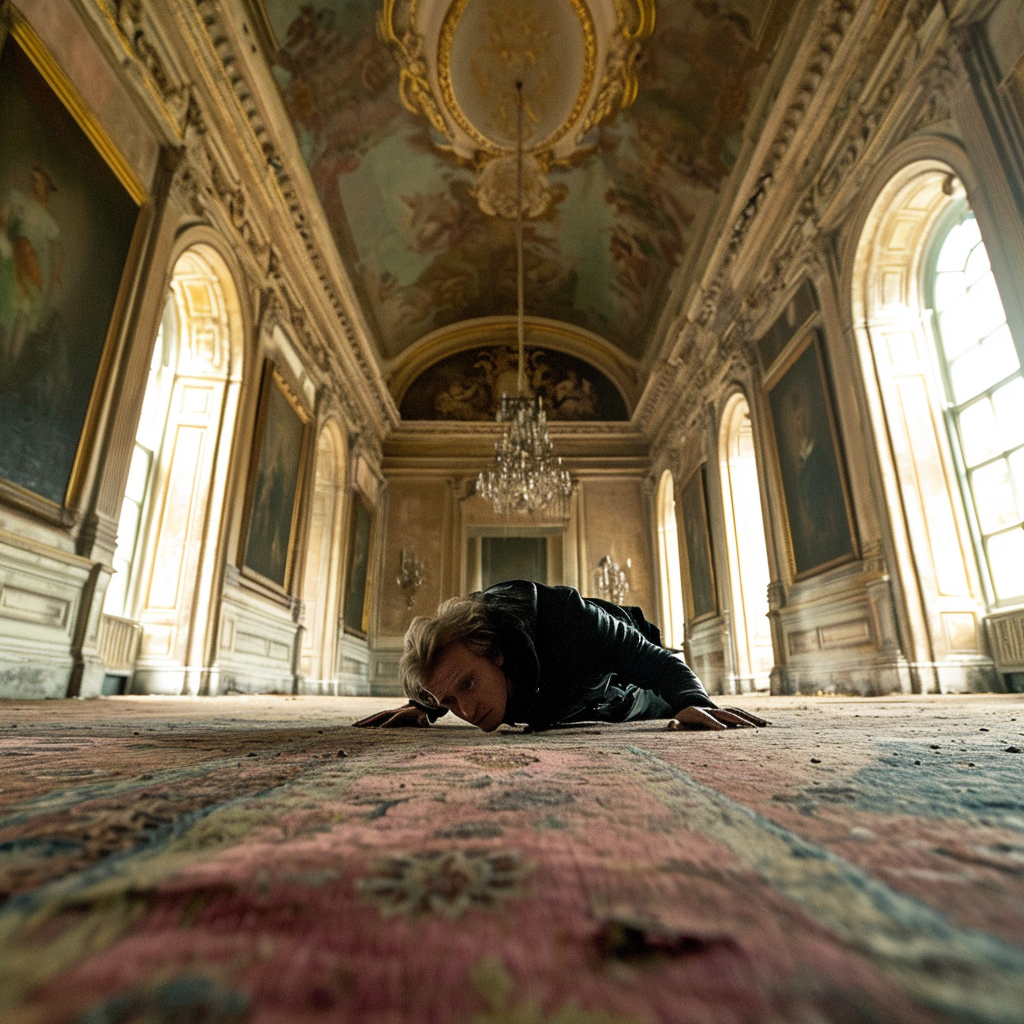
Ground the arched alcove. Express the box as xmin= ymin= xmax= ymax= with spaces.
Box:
xmin=300 ymin=420 xmax=348 ymax=691
xmin=113 ymin=243 xmax=246 ymax=695
xmin=655 ymin=470 xmax=686 ymax=649
xmin=398 ymin=343 xmax=629 ymax=420
xmin=718 ymin=393 xmax=772 ymax=691
xmin=851 ymin=160 xmax=1014 ymax=690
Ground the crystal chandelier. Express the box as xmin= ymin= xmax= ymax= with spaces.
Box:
xmin=477 ymin=83 xmax=572 ymax=516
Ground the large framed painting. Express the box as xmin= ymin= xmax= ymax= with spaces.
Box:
xmin=766 ymin=330 xmax=857 ymax=579
xmin=241 ymin=364 xmax=311 ymax=591
xmin=0 ymin=11 xmax=145 ymax=514
xmin=343 ymin=495 xmax=373 ymax=636
xmin=680 ymin=465 xmax=717 ymax=622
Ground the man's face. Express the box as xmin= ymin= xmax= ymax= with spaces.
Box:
xmin=423 ymin=642 xmax=508 ymax=732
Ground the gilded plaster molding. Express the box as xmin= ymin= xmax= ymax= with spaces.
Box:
xmin=187 ymin=0 xmax=397 ymax=443
xmin=379 ymin=0 xmax=652 ymax=219
xmin=721 ymin=0 xmax=859 ymax=265
xmin=91 ymin=0 xmax=193 ymax=138
xmin=639 ymin=0 xmax=954 ymax=450
xmin=171 ymin=130 xmax=386 ymax=462
xmin=377 ymin=0 xmax=450 ymax=138
xmin=577 ymin=0 xmax=654 ymax=134
xmin=436 ymin=0 xmax=597 ymax=157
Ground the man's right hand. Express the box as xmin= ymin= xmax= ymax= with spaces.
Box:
xmin=351 ymin=704 xmax=432 ymax=728
xmin=668 ymin=706 xmax=771 ymax=730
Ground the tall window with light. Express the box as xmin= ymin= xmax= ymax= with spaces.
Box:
xmin=102 ymin=296 xmax=177 ymax=618
xmin=927 ymin=206 xmax=1024 ymax=606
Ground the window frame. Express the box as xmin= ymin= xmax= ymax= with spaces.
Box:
xmin=924 ymin=201 xmax=1024 ymax=608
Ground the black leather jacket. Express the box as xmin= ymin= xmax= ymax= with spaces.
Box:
xmin=419 ymin=580 xmax=715 ymax=730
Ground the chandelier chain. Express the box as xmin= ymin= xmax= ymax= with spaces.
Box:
xmin=476 ymin=80 xmax=572 ymax=516
xmin=516 ymin=80 xmax=525 ymax=398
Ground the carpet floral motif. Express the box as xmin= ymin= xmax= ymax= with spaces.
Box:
xmin=356 ymin=849 xmax=531 ymax=919
xmin=3 ymin=696 xmax=1024 ymax=1024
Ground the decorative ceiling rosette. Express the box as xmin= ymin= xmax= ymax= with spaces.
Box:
xmin=378 ymin=0 xmax=654 ymax=219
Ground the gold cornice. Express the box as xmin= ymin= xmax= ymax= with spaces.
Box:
xmin=92 ymin=0 xmax=189 ymax=141
xmin=436 ymin=0 xmax=597 ymax=157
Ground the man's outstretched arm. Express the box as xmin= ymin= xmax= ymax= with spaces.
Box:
xmin=352 ymin=703 xmax=433 ymax=728
xmin=669 ymin=706 xmax=771 ymax=730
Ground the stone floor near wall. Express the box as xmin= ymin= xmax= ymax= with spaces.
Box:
xmin=1 ymin=693 xmax=1023 ymax=1024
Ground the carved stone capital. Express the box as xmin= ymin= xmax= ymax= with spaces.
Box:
xmin=767 ymin=579 xmax=787 ymax=611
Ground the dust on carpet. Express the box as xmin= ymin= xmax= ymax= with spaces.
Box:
xmin=1 ymin=694 xmax=1023 ymax=1024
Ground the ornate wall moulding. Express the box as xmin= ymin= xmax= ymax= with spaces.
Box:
xmin=379 ymin=0 xmax=653 ymax=218
xmin=92 ymin=0 xmax=194 ymax=139
xmin=193 ymin=0 xmax=397 ymax=440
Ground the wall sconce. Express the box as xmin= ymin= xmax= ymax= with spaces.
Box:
xmin=595 ymin=554 xmax=631 ymax=606
xmin=397 ymin=549 xmax=426 ymax=609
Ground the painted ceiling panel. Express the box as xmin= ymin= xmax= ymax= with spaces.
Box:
xmin=399 ymin=345 xmax=629 ymax=420
xmin=266 ymin=0 xmax=791 ymax=361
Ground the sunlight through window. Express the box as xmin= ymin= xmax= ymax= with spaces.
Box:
xmin=930 ymin=211 xmax=1024 ymax=604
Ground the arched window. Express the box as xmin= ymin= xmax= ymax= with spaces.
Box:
xmin=111 ymin=245 xmax=245 ymax=695
xmin=718 ymin=395 xmax=773 ymax=690
xmin=656 ymin=470 xmax=686 ymax=649
xmin=104 ymin=295 xmax=177 ymax=618
xmin=300 ymin=423 xmax=347 ymax=692
xmin=927 ymin=208 xmax=1024 ymax=605
xmin=853 ymin=161 xmax=1016 ymax=691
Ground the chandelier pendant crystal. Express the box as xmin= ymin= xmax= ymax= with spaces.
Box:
xmin=477 ymin=82 xmax=573 ymax=516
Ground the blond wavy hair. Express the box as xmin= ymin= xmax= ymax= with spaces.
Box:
xmin=399 ymin=594 xmax=499 ymax=706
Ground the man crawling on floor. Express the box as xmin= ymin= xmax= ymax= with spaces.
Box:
xmin=353 ymin=579 xmax=768 ymax=733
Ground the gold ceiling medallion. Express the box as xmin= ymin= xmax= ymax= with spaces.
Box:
xmin=437 ymin=0 xmax=597 ymax=157
xmin=377 ymin=0 xmax=654 ymax=220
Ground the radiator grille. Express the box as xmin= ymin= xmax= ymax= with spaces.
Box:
xmin=97 ymin=615 xmax=142 ymax=673
xmin=987 ymin=611 xmax=1024 ymax=672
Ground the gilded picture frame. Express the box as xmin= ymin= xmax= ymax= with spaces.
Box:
xmin=765 ymin=329 xmax=858 ymax=580
xmin=239 ymin=363 xmax=312 ymax=593
xmin=0 ymin=6 xmax=147 ymax=519
xmin=679 ymin=464 xmax=718 ymax=622
xmin=343 ymin=494 xmax=373 ymax=637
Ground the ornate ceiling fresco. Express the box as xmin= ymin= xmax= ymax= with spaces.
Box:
xmin=264 ymin=0 xmax=794 ymax=368
xmin=399 ymin=344 xmax=629 ymax=420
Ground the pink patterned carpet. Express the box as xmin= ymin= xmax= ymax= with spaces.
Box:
xmin=2 ymin=694 xmax=1024 ymax=1024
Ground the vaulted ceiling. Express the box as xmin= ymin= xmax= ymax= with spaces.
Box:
xmin=262 ymin=0 xmax=797 ymax=379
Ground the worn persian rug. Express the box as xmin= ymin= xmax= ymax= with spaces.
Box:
xmin=1 ymin=695 xmax=1024 ymax=1024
